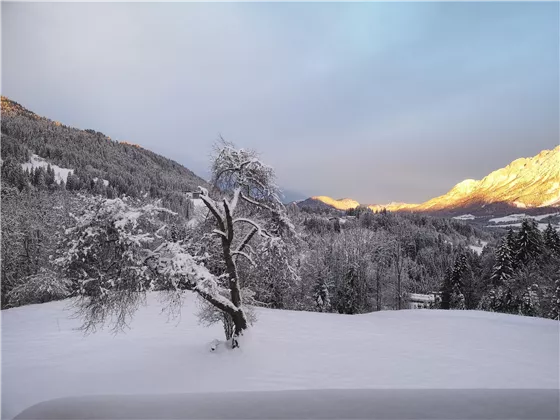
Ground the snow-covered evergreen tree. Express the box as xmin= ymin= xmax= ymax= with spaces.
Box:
xmin=543 ymin=223 xmax=560 ymax=256
xmin=519 ymin=284 xmax=541 ymax=317
xmin=515 ymin=219 xmax=543 ymax=266
xmin=491 ymin=238 xmax=514 ymax=286
xmin=548 ymin=277 xmax=560 ymax=321
xmin=313 ymin=275 xmax=331 ymax=312
xmin=448 ymin=253 xmax=468 ymax=309
xmin=336 ymin=266 xmax=359 ymax=314
xmin=439 ymin=268 xmax=453 ymax=310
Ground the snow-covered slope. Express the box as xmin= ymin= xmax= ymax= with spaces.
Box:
xmin=21 ymin=154 xmax=73 ymax=184
xmin=3 ymin=294 xmax=558 ymax=419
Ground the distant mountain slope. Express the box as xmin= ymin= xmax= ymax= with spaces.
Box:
xmin=302 ymin=146 xmax=560 ymax=215
xmin=415 ymin=146 xmax=560 ymax=212
xmin=308 ymin=196 xmax=360 ymax=211
xmin=280 ymin=188 xmax=309 ymax=204
xmin=1 ymin=96 xmax=208 ymax=212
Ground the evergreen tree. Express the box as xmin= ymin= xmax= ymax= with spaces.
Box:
xmin=34 ymin=167 xmax=46 ymax=189
xmin=543 ymin=223 xmax=560 ymax=256
xmin=515 ymin=219 xmax=543 ymax=266
xmin=45 ymin=164 xmax=55 ymax=186
xmin=66 ymin=173 xmax=80 ymax=191
xmin=479 ymin=286 xmax=516 ymax=314
xmin=336 ymin=267 xmax=358 ymax=314
xmin=491 ymin=238 xmax=514 ymax=286
xmin=548 ymin=277 xmax=560 ymax=321
xmin=313 ymin=275 xmax=331 ymax=312
xmin=449 ymin=253 xmax=468 ymax=309
xmin=506 ymin=228 xmax=516 ymax=250
xmin=439 ymin=268 xmax=453 ymax=310
xmin=519 ymin=284 xmax=540 ymax=317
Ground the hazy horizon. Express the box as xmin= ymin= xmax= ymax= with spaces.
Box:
xmin=3 ymin=2 xmax=559 ymax=203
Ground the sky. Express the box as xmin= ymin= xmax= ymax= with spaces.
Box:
xmin=2 ymin=2 xmax=559 ymax=204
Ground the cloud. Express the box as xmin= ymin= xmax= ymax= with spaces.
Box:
xmin=3 ymin=2 xmax=558 ymax=203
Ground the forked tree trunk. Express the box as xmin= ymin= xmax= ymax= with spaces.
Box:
xmin=200 ymin=192 xmax=250 ymax=348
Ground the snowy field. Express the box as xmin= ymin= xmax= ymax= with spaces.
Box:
xmin=487 ymin=212 xmax=560 ymax=232
xmin=488 ymin=222 xmax=558 ymax=232
xmin=489 ymin=213 xmax=560 ymax=224
xmin=468 ymin=241 xmax=488 ymax=255
xmin=452 ymin=214 xmax=476 ymax=220
xmin=2 ymin=293 xmax=559 ymax=419
xmin=21 ymin=154 xmax=73 ymax=184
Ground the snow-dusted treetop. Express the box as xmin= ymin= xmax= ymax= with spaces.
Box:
xmin=211 ymin=137 xmax=281 ymax=206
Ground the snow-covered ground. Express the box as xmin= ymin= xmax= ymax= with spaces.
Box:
xmin=192 ymin=198 xmax=205 ymax=208
xmin=186 ymin=198 xmax=209 ymax=227
xmin=487 ymin=222 xmax=558 ymax=232
xmin=452 ymin=214 xmax=475 ymax=220
xmin=21 ymin=154 xmax=73 ymax=184
xmin=93 ymin=177 xmax=110 ymax=187
xmin=489 ymin=212 xmax=559 ymax=224
xmin=468 ymin=241 xmax=488 ymax=255
xmin=2 ymin=294 xmax=559 ymax=419
xmin=487 ymin=212 xmax=560 ymax=231
xmin=488 ymin=213 xmax=528 ymax=224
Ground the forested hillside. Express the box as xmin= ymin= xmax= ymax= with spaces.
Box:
xmin=1 ymin=97 xmax=208 ymax=209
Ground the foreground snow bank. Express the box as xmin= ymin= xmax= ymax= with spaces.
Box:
xmin=2 ymin=293 xmax=559 ymax=419
xmin=15 ymin=389 xmax=559 ymax=420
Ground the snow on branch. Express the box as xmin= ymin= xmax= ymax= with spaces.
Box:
xmin=212 ymin=229 xmax=228 ymax=239
xmin=232 ymin=250 xmax=255 ymax=266
xmin=227 ymin=187 xmax=241 ymax=214
xmin=198 ymin=187 xmax=225 ymax=228
xmin=151 ymin=242 xmax=237 ymax=313
xmin=211 ymin=138 xmax=282 ymax=206
xmin=240 ymin=191 xmax=274 ymax=212
xmin=233 ymin=218 xmax=271 ymax=238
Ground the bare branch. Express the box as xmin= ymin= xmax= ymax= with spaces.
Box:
xmin=240 ymin=192 xmax=274 ymax=213
xmin=223 ymin=199 xmax=234 ymax=243
xmin=236 ymin=227 xmax=258 ymax=254
xmin=233 ymin=218 xmax=272 ymax=238
xmin=199 ymin=188 xmax=225 ymax=232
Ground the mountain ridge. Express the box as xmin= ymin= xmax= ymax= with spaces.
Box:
xmin=303 ymin=145 xmax=560 ymax=215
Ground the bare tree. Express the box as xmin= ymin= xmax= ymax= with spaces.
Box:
xmin=58 ymin=141 xmax=294 ymax=349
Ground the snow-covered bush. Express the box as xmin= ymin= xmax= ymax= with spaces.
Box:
xmin=56 ymin=197 xmax=171 ymax=332
xmin=6 ymin=268 xmax=71 ymax=307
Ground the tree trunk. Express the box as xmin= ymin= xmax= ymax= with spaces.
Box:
xmin=230 ymin=309 xmax=248 ymax=348
xmin=376 ymin=268 xmax=381 ymax=311
xmin=201 ymin=193 xmax=249 ymax=348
